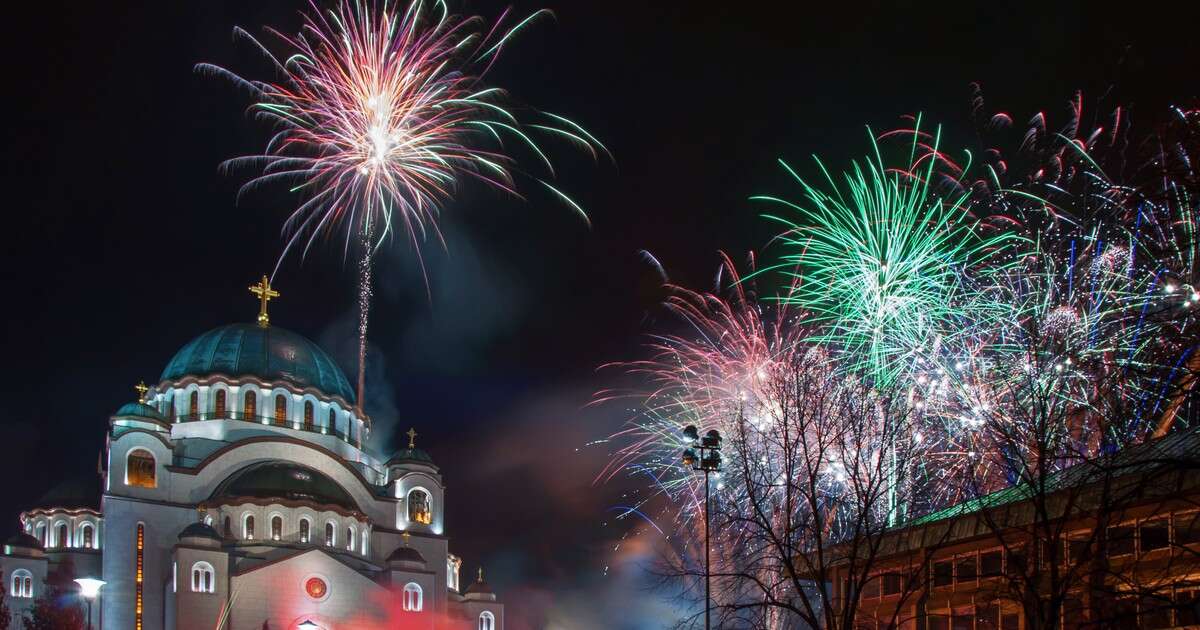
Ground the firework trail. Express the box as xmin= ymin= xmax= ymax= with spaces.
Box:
xmin=200 ymin=0 xmax=607 ymax=409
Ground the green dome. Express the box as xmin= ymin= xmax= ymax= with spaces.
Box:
xmin=114 ymin=402 xmax=166 ymax=421
xmin=161 ymin=323 xmax=355 ymax=403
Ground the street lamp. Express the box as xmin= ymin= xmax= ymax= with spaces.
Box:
xmin=681 ymin=424 xmax=722 ymax=630
xmin=73 ymin=578 xmax=105 ymax=630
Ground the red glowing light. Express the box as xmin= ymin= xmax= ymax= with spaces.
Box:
xmin=305 ymin=577 xmax=327 ymax=599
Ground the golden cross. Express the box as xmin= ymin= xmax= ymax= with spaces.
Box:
xmin=249 ymin=275 xmax=280 ymax=328
xmin=134 ymin=381 xmax=149 ymax=404
xmin=477 ymin=566 xmax=484 ymax=582
xmin=407 ymin=427 xmax=418 ymax=449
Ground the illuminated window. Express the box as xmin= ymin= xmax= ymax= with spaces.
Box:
xmin=188 ymin=391 xmax=199 ymax=420
xmin=274 ymin=394 xmax=287 ymax=426
xmin=325 ymin=522 xmax=335 ymax=547
xmin=190 ymin=561 xmax=215 ymax=593
xmin=243 ymin=391 xmax=256 ymax=420
xmin=271 ymin=516 xmax=283 ymax=541
xmin=214 ymin=390 xmax=226 ymax=418
xmin=403 ymin=582 xmax=423 ymax=612
xmin=244 ymin=515 xmax=255 ymax=540
xmin=10 ymin=569 xmax=32 ymax=598
xmin=362 ymin=529 xmax=369 ymax=556
xmin=55 ymin=523 xmax=68 ymax=548
xmin=81 ymin=523 xmax=94 ymax=549
xmin=126 ymin=450 xmax=156 ymax=488
xmin=408 ymin=489 xmax=432 ymax=525
xmin=479 ymin=611 xmax=495 ymax=630
xmin=35 ymin=523 xmax=45 ymax=547
xmin=299 ymin=519 xmax=310 ymax=544
xmin=135 ymin=524 xmax=144 ymax=630
xmin=304 ymin=402 xmax=314 ymax=430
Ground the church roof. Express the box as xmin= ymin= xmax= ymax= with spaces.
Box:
xmin=178 ymin=522 xmax=222 ymax=541
xmin=5 ymin=532 xmax=43 ymax=550
xmin=161 ymin=323 xmax=355 ymax=403
xmin=113 ymin=401 xmax=166 ymax=421
xmin=464 ymin=577 xmax=494 ymax=595
xmin=34 ymin=477 xmax=101 ymax=511
xmin=210 ymin=462 xmax=360 ymax=512
xmin=386 ymin=448 xmax=436 ymax=467
xmin=387 ymin=545 xmax=426 ymax=565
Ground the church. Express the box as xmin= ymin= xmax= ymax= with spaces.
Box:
xmin=0 ymin=279 xmax=503 ymax=630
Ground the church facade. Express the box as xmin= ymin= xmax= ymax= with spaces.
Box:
xmin=1 ymin=282 xmax=503 ymax=630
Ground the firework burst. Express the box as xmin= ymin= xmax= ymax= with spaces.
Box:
xmin=201 ymin=0 xmax=607 ymax=407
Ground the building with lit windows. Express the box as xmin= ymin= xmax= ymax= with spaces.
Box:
xmin=0 ymin=281 xmax=503 ymax=630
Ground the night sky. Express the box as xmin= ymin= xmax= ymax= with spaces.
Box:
xmin=1 ymin=1 xmax=1196 ymax=628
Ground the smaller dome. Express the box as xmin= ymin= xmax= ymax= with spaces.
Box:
xmin=210 ymin=462 xmax=359 ymax=512
xmin=178 ymin=522 xmax=222 ymax=542
xmin=387 ymin=545 xmax=426 ymax=565
xmin=387 ymin=448 xmax=436 ymax=467
xmin=5 ymin=532 xmax=43 ymax=551
xmin=464 ymin=578 xmax=494 ymax=596
xmin=114 ymin=402 xmax=166 ymax=422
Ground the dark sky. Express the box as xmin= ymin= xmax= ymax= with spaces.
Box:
xmin=1 ymin=1 xmax=1196 ymax=628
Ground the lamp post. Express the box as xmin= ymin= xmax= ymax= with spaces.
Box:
xmin=73 ymin=578 xmax=105 ymax=630
xmin=681 ymin=424 xmax=722 ymax=630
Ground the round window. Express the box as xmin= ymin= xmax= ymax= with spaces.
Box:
xmin=305 ymin=577 xmax=328 ymax=599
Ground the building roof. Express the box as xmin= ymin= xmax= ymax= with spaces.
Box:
xmin=161 ymin=323 xmax=355 ymax=403
xmin=907 ymin=424 xmax=1200 ymax=528
xmin=5 ymin=532 xmax=43 ymax=550
xmin=210 ymin=462 xmax=360 ymax=512
xmin=386 ymin=447 xmax=437 ymax=468
xmin=178 ymin=522 xmax=222 ymax=541
xmin=34 ymin=477 xmax=101 ymax=511
xmin=387 ymin=545 xmax=426 ymax=564
xmin=113 ymin=401 xmax=167 ymax=421
xmin=464 ymin=578 xmax=494 ymax=595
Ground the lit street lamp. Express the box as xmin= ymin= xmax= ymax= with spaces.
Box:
xmin=73 ymin=578 xmax=105 ymax=630
xmin=681 ymin=424 xmax=722 ymax=630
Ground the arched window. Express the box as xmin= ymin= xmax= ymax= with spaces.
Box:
xmin=188 ymin=390 xmax=199 ymax=420
xmin=127 ymin=449 xmax=156 ymax=488
xmin=304 ymin=402 xmax=314 ymax=430
xmin=214 ymin=390 xmax=226 ymax=419
xmin=362 ymin=529 xmax=370 ymax=556
xmin=243 ymin=391 xmax=256 ymax=421
xmin=243 ymin=515 xmax=255 ymax=540
xmin=223 ymin=516 xmax=231 ymax=538
xmin=10 ymin=569 xmax=32 ymax=598
xmin=402 ymin=582 xmax=423 ymax=612
xmin=325 ymin=522 xmax=335 ymax=547
xmin=274 ymin=394 xmax=287 ymax=426
xmin=408 ymin=488 xmax=432 ymax=525
xmin=328 ymin=408 xmax=336 ymax=433
xmin=346 ymin=526 xmax=355 ymax=552
xmin=54 ymin=522 xmax=68 ymax=548
xmin=479 ymin=611 xmax=496 ymax=630
xmin=34 ymin=523 xmax=46 ymax=547
xmin=81 ymin=523 xmax=94 ymax=549
xmin=190 ymin=561 xmax=215 ymax=593
xmin=271 ymin=516 xmax=283 ymax=541
xmin=299 ymin=519 xmax=310 ymax=544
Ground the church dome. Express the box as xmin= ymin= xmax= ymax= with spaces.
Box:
xmin=113 ymin=401 xmax=166 ymax=422
xmin=160 ymin=323 xmax=355 ymax=403
xmin=5 ymin=532 xmax=43 ymax=551
xmin=387 ymin=447 xmax=437 ymax=468
xmin=210 ymin=462 xmax=360 ymax=512
xmin=387 ymin=545 xmax=426 ymax=565
xmin=177 ymin=522 xmax=222 ymax=542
